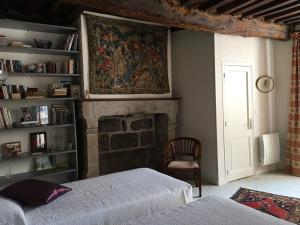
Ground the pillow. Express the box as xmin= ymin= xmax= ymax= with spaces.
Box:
xmin=0 ymin=197 xmax=27 ymax=225
xmin=0 ymin=179 xmax=71 ymax=206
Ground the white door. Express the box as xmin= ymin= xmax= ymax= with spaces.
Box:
xmin=223 ymin=64 xmax=254 ymax=182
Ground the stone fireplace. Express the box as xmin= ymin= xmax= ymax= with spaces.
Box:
xmin=77 ymin=99 xmax=179 ymax=178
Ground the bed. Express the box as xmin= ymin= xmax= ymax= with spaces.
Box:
xmin=123 ymin=195 xmax=294 ymax=225
xmin=0 ymin=168 xmax=193 ymax=225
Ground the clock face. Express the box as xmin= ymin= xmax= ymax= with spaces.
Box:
xmin=256 ymin=76 xmax=274 ymax=93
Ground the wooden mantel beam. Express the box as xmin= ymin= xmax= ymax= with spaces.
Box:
xmin=61 ymin=0 xmax=288 ymax=40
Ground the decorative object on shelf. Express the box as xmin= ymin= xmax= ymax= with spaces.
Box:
xmin=70 ymin=85 xmax=80 ymax=98
xmin=26 ymin=88 xmax=48 ymax=99
xmin=1 ymin=141 xmax=21 ymax=157
xmin=4 ymin=162 xmax=12 ymax=178
xmin=85 ymin=14 xmax=170 ymax=95
xmin=0 ymin=35 xmax=8 ymax=46
xmin=30 ymin=132 xmax=47 ymax=154
xmin=33 ymin=38 xmax=52 ymax=49
xmin=20 ymin=107 xmax=32 ymax=121
xmin=256 ymin=75 xmax=274 ymax=93
xmin=39 ymin=106 xmax=49 ymax=125
xmin=35 ymin=156 xmax=55 ymax=171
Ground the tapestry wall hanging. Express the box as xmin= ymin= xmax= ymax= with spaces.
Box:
xmin=85 ymin=14 xmax=170 ymax=95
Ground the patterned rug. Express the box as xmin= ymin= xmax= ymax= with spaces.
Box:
xmin=231 ymin=188 xmax=300 ymax=224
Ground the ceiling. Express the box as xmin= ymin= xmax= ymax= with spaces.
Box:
xmin=181 ymin=0 xmax=300 ymax=29
xmin=0 ymin=0 xmax=298 ymax=39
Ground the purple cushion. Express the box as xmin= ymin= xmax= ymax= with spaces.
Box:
xmin=0 ymin=179 xmax=71 ymax=206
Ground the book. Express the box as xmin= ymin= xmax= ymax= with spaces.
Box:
xmin=71 ymin=33 xmax=79 ymax=51
xmin=68 ymin=34 xmax=75 ymax=51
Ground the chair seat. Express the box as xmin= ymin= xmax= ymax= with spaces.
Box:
xmin=168 ymin=160 xmax=199 ymax=170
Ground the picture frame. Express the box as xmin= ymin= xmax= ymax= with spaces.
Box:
xmin=70 ymin=84 xmax=81 ymax=98
xmin=20 ymin=107 xmax=32 ymax=121
xmin=35 ymin=156 xmax=56 ymax=171
xmin=30 ymin=132 xmax=47 ymax=154
xmin=2 ymin=141 xmax=21 ymax=157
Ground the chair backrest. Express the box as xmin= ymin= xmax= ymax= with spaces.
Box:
xmin=164 ymin=137 xmax=201 ymax=160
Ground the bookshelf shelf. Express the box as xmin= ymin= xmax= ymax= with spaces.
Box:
xmin=0 ymin=150 xmax=76 ymax=163
xmin=0 ymin=124 xmax=75 ymax=132
xmin=0 ymin=46 xmax=79 ymax=56
xmin=7 ymin=72 xmax=80 ymax=77
xmin=0 ymin=97 xmax=76 ymax=102
xmin=0 ymin=168 xmax=77 ymax=186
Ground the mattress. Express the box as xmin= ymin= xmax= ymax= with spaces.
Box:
xmin=123 ymin=195 xmax=294 ymax=225
xmin=23 ymin=168 xmax=193 ymax=225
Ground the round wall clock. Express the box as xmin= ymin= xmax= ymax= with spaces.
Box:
xmin=256 ymin=75 xmax=274 ymax=93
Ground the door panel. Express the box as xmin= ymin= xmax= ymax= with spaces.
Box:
xmin=224 ymin=65 xmax=253 ymax=182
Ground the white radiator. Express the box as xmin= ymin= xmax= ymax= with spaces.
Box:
xmin=258 ymin=133 xmax=280 ymax=166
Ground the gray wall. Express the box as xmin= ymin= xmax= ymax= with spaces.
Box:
xmin=171 ymin=30 xmax=218 ymax=183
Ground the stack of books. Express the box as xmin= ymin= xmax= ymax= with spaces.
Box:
xmin=0 ymin=106 xmax=13 ymax=129
xmin=52 ymin=88 xmax=68 ymax=97
xmin=52 ymin=105 xmax=71 ymax=125
xmin=64 ymin=33 xmax=79 ymax=51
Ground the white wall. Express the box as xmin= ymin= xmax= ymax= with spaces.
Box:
xmin=214 ymin=34 xmax=278 ymax=182
xmin=171 ymin=30 xmax=218 ymax=183
xmin=274 ymin=40 xmax=293 ymax=169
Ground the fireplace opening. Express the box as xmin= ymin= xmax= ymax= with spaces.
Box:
xmin=98 ymin=113 xmax=168 ymax=175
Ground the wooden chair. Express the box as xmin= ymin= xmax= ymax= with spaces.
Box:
xmin=162 ymin=137 xmax=202 ymax=197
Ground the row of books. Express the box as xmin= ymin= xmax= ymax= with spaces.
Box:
xmin=52 ymin=105 xmax=72 ymax=125
xmin=64 ymin=33 xmax=79 ymax=51
xmin=0 ymin=59 xmax=22 ymax=73
xmin=0 ymin=107 xmax=13 ymax=129
xmin=62 ymin=59 xmax=79 ymax=74
xmin=0 ymin=59 xmax=79 ymax=74
xmin=0 ymin=85 xmax=26 ymax=99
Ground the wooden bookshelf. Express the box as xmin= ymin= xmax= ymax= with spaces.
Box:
xmin=0 ymin=19 xmax=79 ymax=186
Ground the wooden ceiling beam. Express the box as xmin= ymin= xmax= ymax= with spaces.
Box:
xmin=242 ymin=0 xmax=298 ymax=18
xmin=60 ymin=0 xmax=288 ymax=40
xmin=276 ymin=14 xmax=300 ymax=23
xmin=286 ymin=18 xmax=300 ymax=24
xmin=265 ymin=6 xmax=300 ymax=21
xmin=217 ymin=0 xmax=257 ymax=14
xmin=231 ymin=0 xmax=273 ymax=16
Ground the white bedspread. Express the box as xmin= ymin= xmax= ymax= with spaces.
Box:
xmin=24 ymin=168 xmax=192 ymax=225
xmin=124 ymin=195 xmax=294 ymax=225
xmin=0 ymin=197 xmax=26 ymax=225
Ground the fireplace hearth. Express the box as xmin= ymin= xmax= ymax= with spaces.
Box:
xmin=77 ymin=99 xmax=179 ymax=178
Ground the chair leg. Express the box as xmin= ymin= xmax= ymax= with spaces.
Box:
xmin=198 ymin=171 xmax=202 ymax=197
